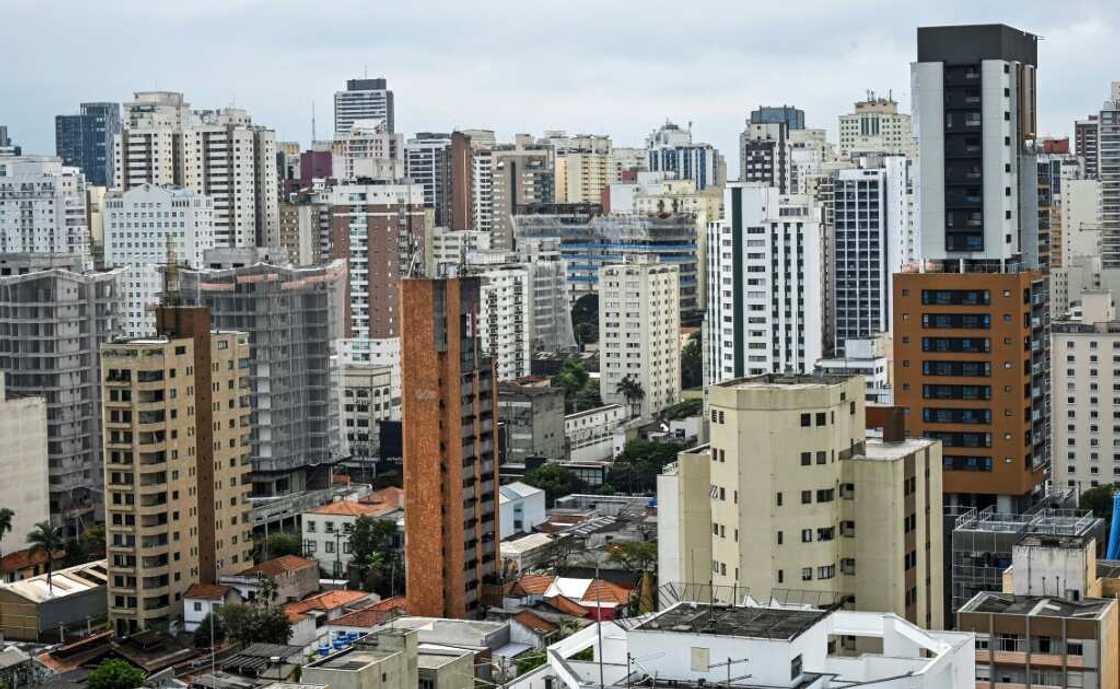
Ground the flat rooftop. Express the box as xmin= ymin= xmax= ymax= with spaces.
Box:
xmin=308 ymin=644 xmax=400 ymax=670
xmin=859 ymin=437 xmax=936 ymax=461
xmin=960 ymin=593 xmax=1113 ymax=620
xmin=635 ymin=603 xmax=827 ymax=641
xmin=714 ymin=373 xmax=853 ymax=391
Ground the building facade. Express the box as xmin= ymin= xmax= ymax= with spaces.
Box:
xmin=0 ymin=260 xmax=123 ymax=533
xmin=477 ymin=263 xmax=532 ymax=381
xmin=113 ymin=92 xmax=279 ymax=250
xmin=334 ymin=78 xmax=395 ymax=136
xmin=404 ymin=132 xmax=451 ymax=226
xmin=328 ymin=182 xmax=427 ymax=339
xmin=103 ymin=184 xmax=216 ymax=337
xmin=497 ymin=381 xmax=566 ymax=465
xmin=179 ymin=257 xmax=347 ymax=497
xmin=838 ymin=94 xmax=916 ymax=157
xmin=598 ymin=259 xmax=681 ymax=419
xmin=705 ymin=184 xmax=823 ymax=383
xmin=0 ymin=374 xmax=51 ymax=553
xmin=696 ymin=375 xmax=944 ymax=629
xmin=101 ymin=305 xmax=253 ymax=635
xmin=0 ymin=156 xmax=92 ymax=268
xmin=645 ymin=122 xmax=721 ymax=190
xmin=55 ymin=102 xmax=122 ymax=187
xmin=401 ymin=277 xmax=499 ymax=618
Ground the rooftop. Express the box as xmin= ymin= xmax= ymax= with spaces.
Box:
xmin=1 ymin=559 xmax=107 ymax=603
xmin=306 ymin=501 xmax=387 ymax=517
xmin=635 ymin=602 xmax=827 ymax=641
xmin=960 ymin=593 xmax=1114 ymax=620
xmin=284 ymin=590 xmax=371 ymax=622
xmin=1098 ymin=560 xmax=1120 ymax=579
xmin=858 ymin=436 xmax=937 ymax=461
xmin=237 ymin=555 xmax=317 ymax=578
xmin=185 ymin=583 xmax=234 ymax=601
xmin=715 ymin=373 xmax=853 ymax=391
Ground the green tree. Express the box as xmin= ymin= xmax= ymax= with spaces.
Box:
xmin=552 ymin=358 xmax=589 ymax=412
xmin=605 ymin=542 xmax=658 ymax=573
xmin=0 ymin=508 xmax=13 ymax=566
xmin=26 ymin=521 xmax=65 ymax=592
xmin=615 ymin=375 xmax=645 ymax=418
xmin=258 ymin=532 xmax=302 ymax=561
xmin=1079 ymin=483 xmax=1118 ymax=520
xmin=680 ymin=332 xmax=703 ymax=390
xmin=606 ymin=440 xmax=685 ymax=494
xmin=88 ymin=660 xmax=144 ymax=689
xmin=193 ymin=611 xmax=227 ymax=648
xmin=523 ymin=464 xmax=585 ymax=508
xmin=219 ymin=603 xmax=292 ymax=647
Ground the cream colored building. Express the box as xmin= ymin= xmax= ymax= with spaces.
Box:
xmin=674 ymin=374 xmax=944 ymax=629
xmin=656 ymin=445 xmax=713 ymax=588
xmin=332 ymin=118 xmax=404 ymax=181
xmin=838 ymin=95 xmax=916 ymax=158
xmin=0 ymin=374 xmax=50 ymax=553
xmin=101 ymin=307 xmax=253 ymax=635
xmin=554 ymin=152 xmax=611 ymax=204
xmin=598 ymin=259 xmax=681 ymax=419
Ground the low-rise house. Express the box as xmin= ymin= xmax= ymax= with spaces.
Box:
xmin=564 ymin=404 xmax=627 ymax=463
xmin=303 ymin=502 xmax=392 ymax=577
xmin=284 ymin=590 xmax=375 ymax=646
xmin=0 ymin=548 xmax=56 ymax=584
xmin=183 ymin=584 xmax=242 ymax=633
xmin=0 ymin=559 xmax=108 ymax=641
xmin=509 ymin=611 xmax=560 ymax=649
xmin=303 ymin=628 xmax=474 ymax=689
xmin=500 ymin=533 xmax=561 ymax=574
xmin=499 ymin=482 xmax=546 ymax=540
xmin=502 ymin=575 xmax=633 ymax=621
xmin=220 ymin=555 xmax=319 ymax=603
xmin=0 ymin=646 xmax=52 ymax=689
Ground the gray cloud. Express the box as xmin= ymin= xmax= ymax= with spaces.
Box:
xmin=2 ymin=0 xmax=1116 ymax=178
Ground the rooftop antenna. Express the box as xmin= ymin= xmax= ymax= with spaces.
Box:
xmin=311 ymin=101 xmax=317 ymax=144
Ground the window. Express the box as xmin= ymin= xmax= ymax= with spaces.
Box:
xmin=800 ymin=413 xmax=811 ymax=427
xmin=325 ymin=541 xmax=335 ymax=554
xmin=790 ymin=655 xmax=802 ymax=680
xmin=801 ymin=568 xmax=812 ymax=581
xmin=815 ymin=412 xmax=826 ymax=426
xmin=801 ymin=529 xmax=812 ymax=543
xmin=800 ymin=452 xmax=811 ymax=466
xmin=801 ymin=490 xmax=812 ymax=504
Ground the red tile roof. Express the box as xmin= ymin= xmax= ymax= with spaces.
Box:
xmin=582 ymin=579 xmax=632 ymax=605
xmin=544 ymin=595 xmax=589 ymax=618
xmin=510 ymin=574 xmax=555 ymax=597
xmin=238 ymin=555 xmax=317 ymax=577
xmin=357 ymin=487 xmax=405 ymax=517
xmin=329 ymin=601 xmax=404 ymax=629
xmin=284 ymin=590 xmax=369 ymax=619
xmin=513 ymin=610 xmax=559 ymax=635
xmin=0 ymin=547 xmax=54 ymax=575
xmin=185 ymin=583 xmax=233 ymax=601
xmin=307 ymin=501 xmax=386 ymax=517
xmin=369 ymin=596 xmax=407 ymax=612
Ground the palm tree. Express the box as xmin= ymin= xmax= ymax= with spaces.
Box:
xmin=0 ymin=508 xmax=13 ymax=577
xmin=615 ymin=375 xmax=645 ymax=418
xmin=27 ymin=521 xmax=65 ymax=593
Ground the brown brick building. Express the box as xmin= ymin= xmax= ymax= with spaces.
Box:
xmin=893 ymin=270 xmax=1049 ymax=511
xmin=401 ymin=277 xmax=499 ymax=618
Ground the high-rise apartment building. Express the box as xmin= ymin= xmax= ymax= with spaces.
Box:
xmin=337 ymin=362 xmax=394 ymax=467
xmin=327 ymin=181 xmax=426 ymax=339
xmin=492 ymin=142 xmax=554 ymax=251
xmin=101 ymin=305 xmax=253 ymax=635
xmin=334 ymin=78 xmax=394 ymax=136
xmin=738 ymin=123 xmax=789 ymax=192
xmin=332 ymin=118 xmax=404 ymax=181
xmin=1075 ymin=115 xmax=1100 ymax=179
xmin=911 ymin=24 xmax=1039 ymax=263
xmin=554 ymin=152 xmax=612 ymax=204
xmin=477 ymin=263 xmax=532 ymax=381
xmin=895 ymin=24 xmax=1048 ymax=512
xmin=103 ymin=184 xmax=216 ymax=337
xmin=55 ymin=102 xmax=122 ymax=187
xmin=1051 ymin=293 xmax=1120 ymax=491
xmin=0 ymin=125 xmax=19 ymax=156
xmin=0 ymin=156 xmax=92 ymax=268
xmin=675 ymin=376 xmax=944 ymax=629
xmin=0 ymin=257 xmax=124 ymax=534
xmin=1100 ymin=83 xmax=1120 ymax=251
xmin=838 ymin=94 xmax=916 ymax=158
xmin=401 ymin=277 xmax=499 ymax=618
xmin=704 ymin=184 xmax=823 ymax=383
xmin=749 ymin=105 xmax=805 ymax=131
xmin=645 ymin=122 xmax=722 ymax=190
xmin=831 ymin=159 xmax=914 ymax=354
xmin=114 ymin=92 xmax=279 ymax=249
xmin=598 ymin=259 xmax=681 ymax=418
xmin=179 ymin=256 xmax=347 ymax=497
xmin=404 ymin=132 xmax=452 ymax=226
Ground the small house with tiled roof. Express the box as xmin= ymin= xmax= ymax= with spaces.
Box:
xmin=220 ymin=555 xmax=319 ymax=603
xmin=183 ymin=583 xmax=241 ymax=633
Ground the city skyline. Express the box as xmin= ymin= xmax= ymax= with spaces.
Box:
xmin=4 ymin=2 xmax=1118 ymax=178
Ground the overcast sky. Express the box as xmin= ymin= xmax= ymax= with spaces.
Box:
xmin=3 ymin=1 xmax=1117 ymax=177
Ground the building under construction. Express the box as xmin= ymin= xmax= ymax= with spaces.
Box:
xmin=0 ymin=255 xmax=124 ymax=534
xmin=947 ymin=498 xmax=1104 ymax=625
xmin=178 ymin=255 xmax=347 ymax=497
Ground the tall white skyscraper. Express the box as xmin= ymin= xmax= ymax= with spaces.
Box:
xmin=705 ymin=184 xmax=823 ymax=384
xmin=113 ymin=92 xmax=279 ymax=250
xmin=599 ymin=258 xmax=681 ymax=418
xmin=477 ymin=262 xmax=532 ymax=381
xmin=0 ymin=156 xmax=92 ymax=268
xmin=334 ymin=78 xmax=395 ymax=136
xmin=103 ymin=184 xmax=216 ymax=336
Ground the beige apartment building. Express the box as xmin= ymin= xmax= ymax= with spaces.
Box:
xmin=554 ymin=152 xmax=610 ymax=204
xmin=664 ymin=374 xmax=944 ymax=628
xmin=101 ymin=305 xmax=253 ymax=635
